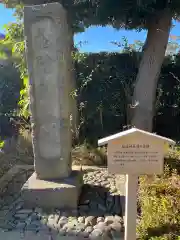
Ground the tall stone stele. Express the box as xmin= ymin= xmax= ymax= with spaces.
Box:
xmin=21 ymin=2 xmax=82 ymax=209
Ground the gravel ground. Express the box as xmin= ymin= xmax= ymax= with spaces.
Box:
xmin=0 ymin=167 xmax=125 ymax=239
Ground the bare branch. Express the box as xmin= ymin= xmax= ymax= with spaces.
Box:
xmin=169 ymin=72 xmax=180 ymax=84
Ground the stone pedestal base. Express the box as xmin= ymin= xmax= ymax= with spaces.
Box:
xmin=21 ymin=170 xmax=83 ymax=209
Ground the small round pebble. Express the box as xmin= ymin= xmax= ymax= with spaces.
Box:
xmin=96 ymin=217 xmax=104 ymax=223
xmin=110 ymin=221 xmax=122 ymax=232
xmin=58 ymin=217 xmax=68 ymax=227
xmin=105 ymin=216 xmax=115 ymax=224
xmin=78 ymin=216 xmax=85 ymax=223
xmin=59 ymin=216 xmax=68 ymax=221
xmin=85 ymin=216 xmax=97 ymax=226
xmin=114 ymin=215 xmax=123 ymax=223
xmin=90 ymin=229 xmax=103 ymax=238
xmin=84 ymin=226 xmax=93 ymax=233
xmin=94 ymin=222 xmax=108 ymax=231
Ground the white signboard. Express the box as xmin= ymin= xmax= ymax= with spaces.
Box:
xmin=108 ymin=139 xmax=164 ymax=175
xmin=98 ymin=128 xmax=175 ymax=240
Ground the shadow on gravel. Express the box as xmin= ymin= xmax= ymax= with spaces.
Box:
xmin=78 ymin=183 xmax=124 ymax=217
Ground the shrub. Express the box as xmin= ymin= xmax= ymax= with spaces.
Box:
xmin=165 ymin=148 xmax=180 ymax=174
xmin=137 ymin=149 xmax=180 ymax=240
xmin=72 ymin=143 xmax=107 ymax=166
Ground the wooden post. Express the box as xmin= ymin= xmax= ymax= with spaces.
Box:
xmin=124 ymin=174 xmax=138 ymax=240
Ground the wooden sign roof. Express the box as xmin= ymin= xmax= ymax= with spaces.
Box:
xmin=98 ymin=128 xmax=175 ymax=146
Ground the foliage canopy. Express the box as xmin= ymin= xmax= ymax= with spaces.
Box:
xmin=2 ymin=0 xmax=180 ymax=31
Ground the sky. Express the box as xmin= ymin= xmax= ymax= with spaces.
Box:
xmin=0 ymin=3 xmax=180 ymax=53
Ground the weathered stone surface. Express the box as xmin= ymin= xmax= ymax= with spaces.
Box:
xmin=24 ymin=2 xmax=72 ymax=180
xmin=77 ymin=216 xmax=85 ymax=223
xmin=21 ymin=171 xmax=82 ymax=209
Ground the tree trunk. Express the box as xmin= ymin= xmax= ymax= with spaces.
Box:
xmin=131 ymin=9 xmax=172 ymax=132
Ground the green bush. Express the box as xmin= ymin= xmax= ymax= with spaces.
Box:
xmin=165 ymin=148 xmax=180 ymax=174
xmin=137 ymin=150 xmax=180 ymax=240
xmin=72 ymin=143 xmax=107 ymax=166
xmin=0 ymin=140 xmax=4 ymax=148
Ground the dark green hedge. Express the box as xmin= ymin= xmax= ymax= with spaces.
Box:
xmin=75 ymin=52 xmax=180 ymax=143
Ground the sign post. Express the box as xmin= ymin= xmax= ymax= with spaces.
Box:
xmin=125 ymin=174 xmax=138 ymax=240
xmin=98 ymin=128 xmax=175 ymax=240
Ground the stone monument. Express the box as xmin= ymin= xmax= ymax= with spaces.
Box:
xmin=21 ymin=2 xmax=82 ymax=209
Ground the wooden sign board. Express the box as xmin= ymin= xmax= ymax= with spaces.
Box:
xmin=98 ymin=128 xmax=175 ymax=175
xmin=98 ymin=128 xmax=175 ymax=240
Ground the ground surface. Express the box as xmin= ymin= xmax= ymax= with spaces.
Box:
xmin=0 ymin=166 xmax=125 ymax=239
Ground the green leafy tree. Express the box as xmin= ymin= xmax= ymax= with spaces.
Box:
xmin=2 ymin=13 xmax=180 ymax=144
xmin=0 ymin=63 xmax=21 ymax=116
xmin=1 ymin=3 xmax=89 ymax=136
xmin=0 ymin=12 xmax=29 ymax=118
xmin=0 ymin=43 xmax=22 ymax=140
xmin=4 ymin=0 xmax=180 ymax=133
